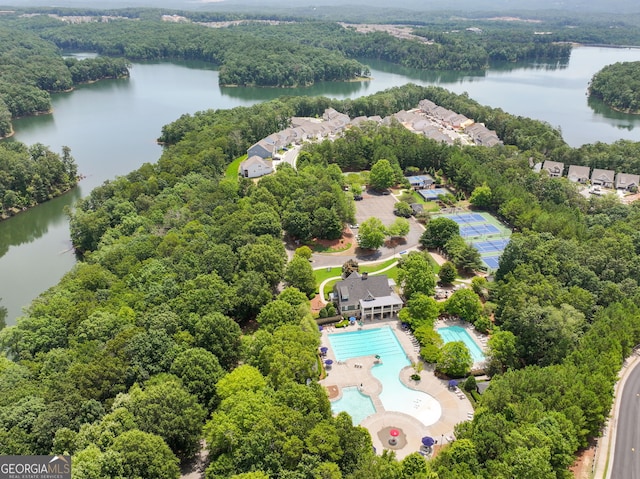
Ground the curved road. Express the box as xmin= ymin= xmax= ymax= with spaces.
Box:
xmin=611 ymin=360 xmax=640 ymax=479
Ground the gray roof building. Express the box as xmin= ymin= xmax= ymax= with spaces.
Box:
xmin=333 ymin=272 xmax=403 ymax=320
xmin=591 ymin=168 xmax=616 ymax=188
xmin=567 ymin=165 xmax=590 ymax=183
xmin=615 ymin=172 xmax=640 ymax=190
xmin=542 ymin=160 xmax=564 ymax=178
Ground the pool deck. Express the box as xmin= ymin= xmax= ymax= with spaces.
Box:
xmin=320 ymin=318 xmax=480 ymax=460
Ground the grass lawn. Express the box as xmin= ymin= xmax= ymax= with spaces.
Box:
xmin=314 ymin=266 xmax=343 ymax=286
xmin=316 ymin=258 xmax=400 ymax=298
xmin=360 ymin=258 xmax=397 ymax=274
xmin=322 ymin=264 xmax=399 ymax=300
xmin=225 ymin=155 xmax=246 ymax=181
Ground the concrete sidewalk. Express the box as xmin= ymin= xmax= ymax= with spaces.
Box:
xmin=319 ymin=318 xmax=474 ymax=460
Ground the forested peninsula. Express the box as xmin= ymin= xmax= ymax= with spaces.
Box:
xmin=0 ymin=25 xmax=129 ymax=139
xmin=0 ymin=7 xmax=579 ymax=135
xmin=5 ymin=4 xmax=640 ymax=137
xmin=0 ymin=142 xmax=78 ymax=219
xmin=589 ymin=61 xmax=640 ymax=113
xmin=2 ymin=82 xmax=640 ymax=478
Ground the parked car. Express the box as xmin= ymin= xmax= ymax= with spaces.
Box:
xmin=350 ymin=223 xmax=359 ymax=229
xmin=354 ymin=195 xmax=363 ymax=201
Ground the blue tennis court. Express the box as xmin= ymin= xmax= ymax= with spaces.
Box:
xmin=482 ymin=256 xmax=501 ymax=269
xmin=445 ymin=213 xmax=486 ymax=224
xmin=471 ymin=238 xmax=510 ymax=253
xmin=418 ymin=188 xmax=451 ymax=200
xmin=460 ymin=224 xmax=500 ymax=238
xmin=407 ymin=175 xmax=434 ymax=186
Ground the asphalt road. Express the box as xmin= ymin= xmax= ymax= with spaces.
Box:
xmin=611 ymin=360 xmax=640 ymax=479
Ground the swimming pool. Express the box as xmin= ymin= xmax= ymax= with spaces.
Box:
xmin=328 ymin=326 xmax=442 ymax=426
xmin=331 ymin=387 xmax=376 ymax=425
xmin=437 ymin=325 xmax=485 ymax=363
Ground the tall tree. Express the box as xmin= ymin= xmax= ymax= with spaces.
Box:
xmin=369 ymin=159 xmax=396 ymax=191
xmin=420 ymin=217 xmax=460 ymax=249
xmin=284 ymin=255 xmax=316 ymax=297
xmin=397 ymin=252 xmax=436 ymax=300
xmin=358 ymin=217 xmax=386 ymax=250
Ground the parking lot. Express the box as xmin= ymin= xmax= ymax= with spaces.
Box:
xmin=354 ymin=189 xmax=424 ymax=253
xmin=355 ymin=189 xmax=400 ymax=226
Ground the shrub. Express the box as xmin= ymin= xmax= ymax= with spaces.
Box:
xmin=420 ymin=343 xmax=441 ymax=363
xmin=335 ymin=319 xmax=349 ymax=328
xmin=463 ymin=375 xmax=477 ymax=392
xmin=411 ymin=373 xmax=421 ymax=381
xmin=474 ymin=315 xmax=492 ymax=334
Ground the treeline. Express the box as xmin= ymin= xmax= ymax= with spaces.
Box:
xmin=0 ymin=23 xmax=129 ymax=138
xmin=3 ymin=85 xmax=640 ymax=477
xmin=588 ymin=61 xmax=640 ymax=113
xmin=25 ymin=19 xmax=370 ymax=87
xmin=0 ymin=142 xmax=78 ymax=217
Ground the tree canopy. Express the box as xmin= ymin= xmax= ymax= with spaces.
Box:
xmin=3 ymin=78 xmax=640 ymax=478
xmin=589 ymin=61 xmax=640 ymax=113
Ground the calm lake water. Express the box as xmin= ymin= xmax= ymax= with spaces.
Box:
xmin=2 ymin=46 xmax=640 ymax=324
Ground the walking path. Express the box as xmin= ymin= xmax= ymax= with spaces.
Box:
xmin=315 ymin=257 xmax=405 ymax=306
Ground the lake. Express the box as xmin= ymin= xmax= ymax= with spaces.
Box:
xmin=2 ymin=46 xmax=640 ymax=325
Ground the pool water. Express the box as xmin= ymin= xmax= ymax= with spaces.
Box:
xmin=328 ymin=326 xmax=442 ymax=426
xmin=437 ymin=325 xmax=485 ymax=363
xmin=331 ymin=387 xmax=376 ymax=425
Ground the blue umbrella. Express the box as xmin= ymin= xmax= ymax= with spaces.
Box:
xmin=448 ymin=379 xmax=458 ymax=388
xmin=422 ymin=436 xmax=435 ymax=447
xmin=324 ymin=359 xmax=333 ymax=366
xmin=320 ymin=347 xmax=328 ymax=356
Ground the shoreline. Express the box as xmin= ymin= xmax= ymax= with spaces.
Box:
xmin=0 ymin=181 xmax=82 ymax=222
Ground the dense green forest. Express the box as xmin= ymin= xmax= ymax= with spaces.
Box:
xmin=588 ymin=61 xmax=640 ymax=113
xmin=0 ymin=142 xmax=78 ymax=218
xmin=0 ymin=23 xmax=129 ymax=138
xmin=2 ymin=83 xmax=640 ymax=477
xmin=3 ymin=4 xmax=640 ymax=135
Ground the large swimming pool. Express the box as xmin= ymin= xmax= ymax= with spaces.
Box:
xmin=327 ymin=326 xmax=442 ymax=426
xmin=437 ymin=325 xmax=485 ymax=363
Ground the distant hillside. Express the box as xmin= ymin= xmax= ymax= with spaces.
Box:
xmin=4 ymin=0 xmax=640 ymax=15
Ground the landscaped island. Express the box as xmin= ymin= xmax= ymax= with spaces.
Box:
xmin=588 ymin=61 xmax=640 ymax=113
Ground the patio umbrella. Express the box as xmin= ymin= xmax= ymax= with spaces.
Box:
xmin=318 ymin=326 xmax=323 ymax=331
xmin=421 ymin=436 xmax=435 ymax=447
xmin=448 ymin=379 xmax=458 ymax=388
xmin=389 ymin=429 xmax=400 ymax=437
xmin=320 ymin=347 xmax=328 ymax=355
xmin=324 ymin=359 xmax=333 ymax=366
